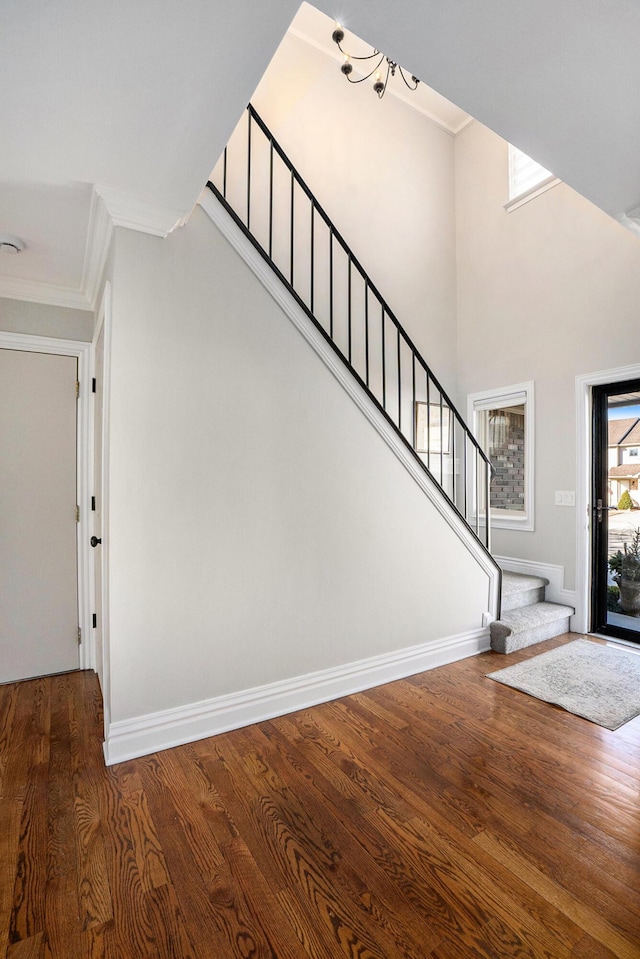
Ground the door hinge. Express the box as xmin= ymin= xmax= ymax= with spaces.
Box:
xmin=78 ymin=627 xmax=82 ymax=646
xmin=76 ymin=505 xmax=80 ymax=523
xmin=76 ymin=380 xmax=80 ymax=399
xmin=91 ymin=496 xmax=96 ymax=511
xmin=92 ymin=377 xmax=96 ymax=393
xmin=92 ymin=613 xmax=97 ymax=629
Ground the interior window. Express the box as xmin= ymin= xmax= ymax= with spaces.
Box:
xmin=468 ymin=382 xmax=535 ymax=531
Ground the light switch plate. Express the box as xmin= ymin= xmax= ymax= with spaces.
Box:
xmin=555 ymin=490 xmax=575 ymax=506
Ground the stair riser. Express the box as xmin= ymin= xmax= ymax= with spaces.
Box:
xmin=502 ymin=586 xmax=546 ymax=611
xmin=491 ymin=616 xmax=571 ymax=655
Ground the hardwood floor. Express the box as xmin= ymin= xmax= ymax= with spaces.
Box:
xmin=1 ymin=633 xmax=639 ymax=958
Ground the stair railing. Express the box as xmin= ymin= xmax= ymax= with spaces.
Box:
xmin=208 ymin=103 xmax=494 ymax=553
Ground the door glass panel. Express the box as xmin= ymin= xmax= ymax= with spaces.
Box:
xmin=593 ymin=382 xmax=640 ymax=641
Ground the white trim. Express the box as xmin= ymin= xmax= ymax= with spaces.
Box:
xmin=96 ymin=186 xmax=186 ymax=237
xmin=0 ymin=277 xmax=92 ymax=311
xmin=467 ymin=381 xmax=535 ymax=531
xmin=575 ymin=362 xmax=640 ymax=635
xmin=616 ymin=211 xmax=640 ymax=238
xmin=82 ymin=191 xmax=114 ymax=311
xmin=198 ymin=189 xmax=500 ymax=618
xmin=504 ymin=176 xmax=561 ymax=212
xmin=494 ymin=555 xmax=577 ymax=628
xmin=103 ymin=626 xmax=489 ymax=765
xmin=90 ymin=284 xmax=113 ymax=727
xmin=0 ymin=332 xmax=92 ymax=668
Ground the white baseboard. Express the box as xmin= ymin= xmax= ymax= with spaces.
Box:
xmin=103 ymin=627 xmax=489 ymax=765
xmin=495 ymin=555 xmax=578 ymax=628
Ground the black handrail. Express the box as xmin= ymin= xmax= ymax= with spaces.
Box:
xmin=208 ymin=104 xmax=498 ymax=569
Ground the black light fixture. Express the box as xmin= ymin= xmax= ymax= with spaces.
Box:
xmin=331 ymin=25 xmax=419 ymax=99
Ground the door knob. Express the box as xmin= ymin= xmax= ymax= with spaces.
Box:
xmin=90 ymin=536 xmax=102 ymax=547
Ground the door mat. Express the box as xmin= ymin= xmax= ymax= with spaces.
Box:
xmin=486 ymin=638 xmax=640 ymax=730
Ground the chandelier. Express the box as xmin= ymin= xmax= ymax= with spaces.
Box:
xmin=331 ymin=25 xmax=419 ymax=100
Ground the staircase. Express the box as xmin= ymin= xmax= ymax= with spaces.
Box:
xmin=207 ymin=105 xmax=497 ymax=561
xmin=490 ymin=572 xmax=574 ymax=653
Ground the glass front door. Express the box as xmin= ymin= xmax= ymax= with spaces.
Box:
xmin=592 ymin=380 xmax=640 ymax=642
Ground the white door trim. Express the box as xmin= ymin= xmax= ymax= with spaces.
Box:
xmin=575 ymin=362 xmax=640 ymax=634
xmin=0 ymin=331 xmax=92 ymax=669
xmin=92 ymin=283 xmax=112 ymax=726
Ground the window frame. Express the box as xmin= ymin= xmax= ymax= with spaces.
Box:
xmin=504 ymin=144 xmax=560 ymax=212
xmin=467 ymin=381 xmax=535 ymax=532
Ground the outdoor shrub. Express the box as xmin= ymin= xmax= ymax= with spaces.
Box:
xmin=607 ymin=585 xmax=620 ymax=610
xmin=618 ymin=490 xmax=634 ymax=510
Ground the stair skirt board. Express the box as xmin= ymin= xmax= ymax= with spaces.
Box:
xmin=103 ymin=627 xmax=489 ymax=765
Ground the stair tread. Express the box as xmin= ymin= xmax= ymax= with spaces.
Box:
xmin=496 ymin=601 xmax=574 ymax=633
xmin=502 ymin=571 xmax=550 ymax=594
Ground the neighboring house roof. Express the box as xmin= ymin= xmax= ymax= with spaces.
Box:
xmin=608 ymin=417 xmax=640 ymax=445
xmin=609 ymin=464 xmax=640 ymax=478
xmin=623 ymin=421 xmax=640 ymax=445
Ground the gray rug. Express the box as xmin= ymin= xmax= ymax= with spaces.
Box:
xmin=486 ymin=638 xmax=640 ymax=730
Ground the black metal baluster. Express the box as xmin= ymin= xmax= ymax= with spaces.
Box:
xmin=463 ymin=428 xmax=468 ymax=521
xmin=364 ymin=282 xmax=370 ymax=388
xmin=476 ymin=450 xmax=481 ymax=537
xmin=485 ymin=458 xmax=490 ymax=547
xmin=290 ymin=172 xmax=294 ymax=285
xmin=411 ymin=352 xmax=416 ymax=448
xmin=397 ymin=327 xmax=401 ymax=432
xmin=426 ymin=374 xmax=431 ymax=466
xmin=451 ymin=409 xmax=456 ymax=506
xmin=440 ymin=394 xmax=444 ymax=489
xmin=347 ymin=255 xmax=352 ymax=364
xmin=329 ymin=229 xmax=334 ymax=340
xmin=247 ymin=110 xmax=252 ymax=231
xmin=381 ymin=306 xmax=386 ymax=411
xmin=310 ymin=203 xmax=315 ymax=313
xmin=268 ymin=142 xmax=274 ymax=260
xmin=223 ymin=146 xmax=227 ymax=199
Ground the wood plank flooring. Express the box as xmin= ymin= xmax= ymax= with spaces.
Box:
xmin=1 ymin=633 xmax=639 ymax=958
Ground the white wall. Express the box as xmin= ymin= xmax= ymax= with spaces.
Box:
xmin=455 ymin=120 xmax=640 ymax=589
xmin=104 ymin=206 xmax=490 ymax=729
xmin=247 ymin=28 xmax=459 ymax=396
xmin=0 ymin=297 xmax=93 ymax=341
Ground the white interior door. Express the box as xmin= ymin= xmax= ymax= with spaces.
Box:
xmin=0 ymin=348 xmax=79 ymax=682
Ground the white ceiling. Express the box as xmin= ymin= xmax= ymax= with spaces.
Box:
xmin=2 ymin=0 xmax=639 ymax=312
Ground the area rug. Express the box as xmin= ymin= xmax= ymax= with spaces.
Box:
xmin=486 ymin=639 xmax=640 ymax=730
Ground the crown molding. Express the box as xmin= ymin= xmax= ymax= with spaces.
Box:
xmin=0 ymin=276 xmax=91 ymax=311
xmin=96 ymin=186 xmax=185 ymax=237
xmin=0 ymin=185 xmax=190 ymax=313
xmin=81 ymin=190 xmax=114 ymax=311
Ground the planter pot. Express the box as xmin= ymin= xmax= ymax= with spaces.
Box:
xmin=619 ymin=578 xmax=640 ymax=616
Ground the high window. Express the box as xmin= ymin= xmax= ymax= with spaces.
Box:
xmin=506 ymin=145 xmax=559 ymax=210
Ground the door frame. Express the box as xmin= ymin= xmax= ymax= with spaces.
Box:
xmin=0 ymin=330 xmax=93 ymax=669
xmin=91 ymin=283 xmax=112 ymax=725
xmin=576 ymin=361 xmax=640 ymax=636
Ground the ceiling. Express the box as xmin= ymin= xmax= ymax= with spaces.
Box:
xmin=2 ymin=0 xmax=639 ymax=312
